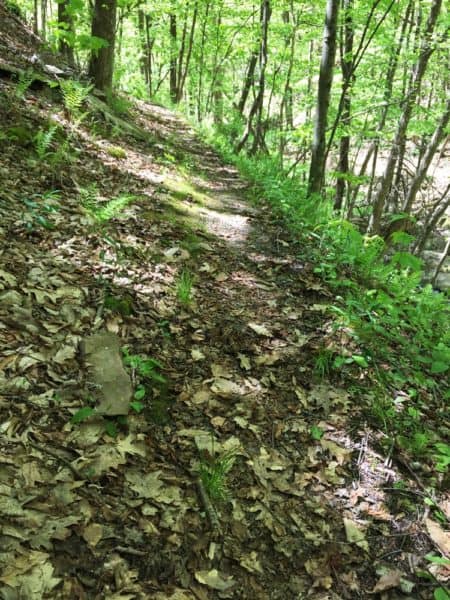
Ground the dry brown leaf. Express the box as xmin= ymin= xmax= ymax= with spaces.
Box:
xmin=426 ymin=518 xmax=450 ymax=556
xmin=248 ymin=322 xmax=272 ymax=336
xmin=372 ymin=569 xmax=402 ymax=593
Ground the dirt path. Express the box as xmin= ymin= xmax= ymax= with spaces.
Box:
xmin=0 ymin=88 xmax=442 ymax=599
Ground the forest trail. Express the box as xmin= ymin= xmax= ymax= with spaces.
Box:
xmin=1 ymin=79 xmax=446 ymax=599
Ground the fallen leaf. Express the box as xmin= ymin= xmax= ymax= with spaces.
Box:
xmin=82 ymin=523 xmax=103 ymax=547
xmin=211 ymin=377 xmax=243 ymax=398
xmin=343 ymin=518 xmax=369 ymax=552
xmin=372 ymin=569 xmax=402 ymax=593
xmin=248 ymin=322 xmax=272 ymax=337
xmin=191 ymin=348 xmax=205 ymax=361
xmin=195 ymin=569 xmax=235 ymax=591
xmin=426 ymin=518 xmax=450 ymax=556
xmin=238 ymin=353 xmax=251 ymax=370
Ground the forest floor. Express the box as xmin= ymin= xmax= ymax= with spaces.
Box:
xmin=0 ymin=10 xmax=449 ymax=600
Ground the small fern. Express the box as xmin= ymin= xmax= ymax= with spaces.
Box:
xmin=60 ymin=79 xmax=92 ymax=120
xmin=34 ymin=125 xmax=58 ymax=159
xmin=15 ymin=69 xmax=35 ymax=99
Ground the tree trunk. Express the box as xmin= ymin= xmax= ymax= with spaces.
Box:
xmin=335 ymin=0 xmax=354 ymax=211
xmin=367 ymin=0 xmax=443 ymax=234
xmin=169 ymin=12 xmax=178 ymax=103
xmin=307 ymin=0 xmax=340 ymax=197
xmin=350 ymin=0 xmax=413 ymax=209
xmin=177 ymin=1 xmax=198 ymax=103
xmin=88 ymin=0 xmax=117 ymax=93
xmin=236 ymin=50 xmax=258 ymax=115
xmin=196 ymin=1 xmax=210 ymax=121
xmin=57 ymin=0 xmax=75 ymax=67
xmin=236 ymin=0 xmax=271 ymax=154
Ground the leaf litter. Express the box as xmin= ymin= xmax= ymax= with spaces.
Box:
xmin=0 ymin=13 xmax=448 ymax=599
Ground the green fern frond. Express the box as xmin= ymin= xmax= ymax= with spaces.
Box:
xmin=60 ymin=79 xmax=92 ymax=118
xmin=34 ymin=125 xmax=58 ymax=159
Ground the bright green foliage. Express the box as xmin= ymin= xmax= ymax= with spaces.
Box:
xmin=82 ymin=191 xmax=136 ymax=223
xmin=60 ymin=79 xmax=92 ymax=121
xmin=176 ymin=269 xmax=195 ymax=306
xmin=15 ymin=69 xmax=35 ymax=99
xmin=197 ymin=448 xmax=237 ymax=503
xmin=107 ymin=145 xmax=127 ymax=159
xmin=34 ymin=125 xmax=58 ymax=159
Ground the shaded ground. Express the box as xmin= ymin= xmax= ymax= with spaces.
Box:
xmin=0 ymin=9 xmax=449 ymax=600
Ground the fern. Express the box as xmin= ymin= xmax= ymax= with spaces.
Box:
xmin=60 ymin=79 xmax=92 ymax=120
xmin=34 ymin=125 xmax=58 ymax=159
xmin=15 ymin=69 xmax=35 ymax=99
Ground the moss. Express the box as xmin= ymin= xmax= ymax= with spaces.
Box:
xmin=107 ymin=145 xmax=127 ymax=159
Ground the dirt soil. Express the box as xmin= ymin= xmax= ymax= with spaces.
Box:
xmin=0 ymin=6 xmax=449 ymax=600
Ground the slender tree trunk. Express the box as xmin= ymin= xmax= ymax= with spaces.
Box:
xmin=237 ymin=50 xmax=258 ymax=115
xmin=145 ymin=15 xmax=154 ymax=95
xmin=33 ymin=0 xmax=38 ymax=34
xmin=335 ymin=0 xmax=354 ymax=211
xmin=169 ymin=12 xmax=178 ymax=103
xmin=138 ymin=10 xmax=148 ymax=81
xmin=367 ymin=0 xmax=443 ymax=234
xmin=307 ymin=0 xmax=340 ymax=197
xmin=41 ymin=0 xmax=47 ymax=40
xmin=350 ymin=0 xmax=413 ymax=208
xmin=177 ymin=1 xmax=198 ymax=103
xmin=236 ymin=0 xmax=271 ymax=154
xmin=57 ymin=0 xmax=75 ymax=66
xmin=196 ymin=1 xmax=210 ymax=121
xmin=88 ymin=0 xmax=117 ymax=93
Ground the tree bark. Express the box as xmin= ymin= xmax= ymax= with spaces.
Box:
xmin=169 ymin=11 xmax=178 ymax=103
xmin=236 ymin=50 xmax=258 ymax=115
xmin=88 ymin=0 xmax=117 ymax=93
xmin=235 ymin=0 xmax=271 ymax=154
xmin=307 ymin=0 xmax=340 ymax=197
xmin=335 ymin=0 xmax=354 ymax=211
xmin=57 ymin=0 xmax=75 ymax=67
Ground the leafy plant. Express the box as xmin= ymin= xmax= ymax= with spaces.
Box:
xmin=82 ymin=192 xmax=136 ymax=224
xmin=34 ymin=125 xmax=59 ymax=160
xmin=197 ymin=448 xmax=237 ymax=502
xmin=60 ymin=79 xmax=92 ymax=121
xmin=21 ymin=190 xmax=60 ymax=231
xmin=176 ymin=269 xmax=195 ymax=306
xmin=15 ymin=69 xmax=35 ymax=99
xmin=122 ymin=347 xmax=166 ymax=385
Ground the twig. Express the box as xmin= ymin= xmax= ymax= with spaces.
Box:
xmin=27 ymin=440 xmax=85 ymax=480
xmin=116 ymin=546 xmax=146 ymax=557
xmin=195 ymin=476 xmax=221 ymax=536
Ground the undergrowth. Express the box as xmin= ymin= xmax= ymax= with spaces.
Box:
xmin=200 ymin=122 xmax=449 ymax=475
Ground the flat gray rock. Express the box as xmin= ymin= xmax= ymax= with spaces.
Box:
xmin=80 ymin=331 xmax=132 ymax=416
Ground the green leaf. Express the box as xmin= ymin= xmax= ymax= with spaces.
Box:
xmin=104 ymin=420 xmax=118 ymax=438
xmin=426 ymin=553 xmax=450 ymax=567
xmin=434 ymin=587 xmax=450 ymax=600
xmin=431 ymin=361 xmax=448 ymax=374
xmin=310 ymin=425 xmax=324 ymax=440
xmin=352 ymin=355 xmax=368 ymax=368
xmin=71 ymin=406 xmax=95 ymax=424
xmin=134 ymin=386 xmax=146 ymax=400
xmin=130 ymin=401 xmax=144 ymax=413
